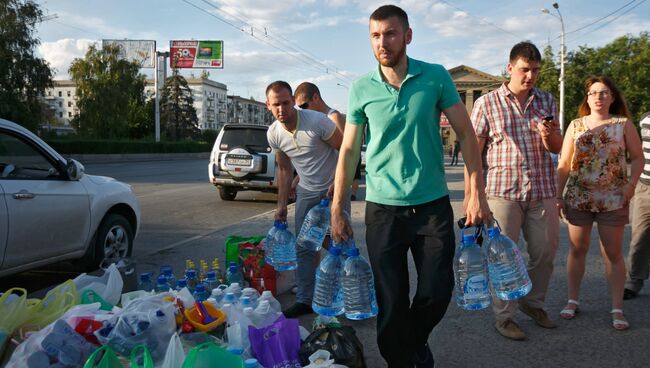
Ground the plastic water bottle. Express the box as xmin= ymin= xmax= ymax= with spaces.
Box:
xmin=175 ymin=278 xmax=188 ymax=292
xmin=297 ymin=198 xmax=331 ymax=251
xmin=155 ymin=274 xmax=169 ymax=293
xmin=335 ymin=238 xmax=356 ymax=258
xmin=160 ymin=265 xmax=176 ymax=289
xmin=137 ymin=272 xmax=153 ymax=292
xmin=204 ymin=271 xmax=220 ymax=291
xmin=270 ymin=222 xmax=297 ymax=271
xmin=264 ymin=220 xmax=282 ymax=264
xmin=226 ymin=262 xmax=244 ymax=285
xmin=244 ymin=358 xmax=261 ymax=368
xmin=185 ymin=268 xmax=199 ymax=292
xmin=484 ymin=226 xmax=532 ymax=300
xmin=192 ymin=283 xmax=210 ymax=302
xmin=313 ymin=245 xmax=345 ymax=316
xmin=253 ymin=300 xmax=280 ymax=327
xmin=454 ymin=233 xmax=491 ymax=310
xmin=341 ymin=247 xmax=378 ymax=320
xmin=211 ymin=258 xmax=226 ymax=284
xmin=225 ymin=282 xmax=243 ymax=299
xmin=258 ymin=290 xmax=281 ymax=314
xmin=241 ymin=288 xmax=260 ymax=308
xmin=220 ymin=292 xmax=239 ymax=308
xmin=239 ymin=296 xmax=254 ymax=311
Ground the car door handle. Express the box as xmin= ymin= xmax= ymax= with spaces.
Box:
xmin=13 ymin=190 xmax=35 ymax=200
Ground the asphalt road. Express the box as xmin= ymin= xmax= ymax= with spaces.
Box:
xmin=0 ymin=158 xmax=277 ymax=295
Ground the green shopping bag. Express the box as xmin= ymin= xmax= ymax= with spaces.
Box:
xmin=81 ymin=289 xmax=114 ymax=311
xmin=130 ymin=344 xmax=154 ymax=368
xmin=182 ymin=342 xmax=243 ymax=368
xmin=83 ymin=345 xmax=122 ymax=368
xmin=225 ymin=235 xmax=265 ymax=265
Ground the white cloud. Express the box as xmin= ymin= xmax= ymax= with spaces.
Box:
xmin=57 ymin=11 xmax=130 ymax=39
xmin=38 ymin=39 xmax=98 ymax=78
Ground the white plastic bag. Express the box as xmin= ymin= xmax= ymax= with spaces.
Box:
xmin=304 ymin=349 xmax=350 ymax=368
xmin=74 ymin=263 xmax=123 ymax=305
xmin=160 ymin=332 xmax=185 ymax=368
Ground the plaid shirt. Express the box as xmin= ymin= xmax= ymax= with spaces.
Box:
xmin=471 ymin=83 xmax=558 ymax=201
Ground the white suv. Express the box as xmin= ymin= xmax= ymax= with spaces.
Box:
xmin=208 ymin=124 xmax=277 ymax=200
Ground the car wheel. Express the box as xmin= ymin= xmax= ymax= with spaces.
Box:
xmin=79 ymin=214 xmax=133 ymax=270
xmin=219 ymin=186 xmax=237 ymax=201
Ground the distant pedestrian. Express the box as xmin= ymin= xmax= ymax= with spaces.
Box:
xmin=294 ymin=82 xmax=362 ymax=201
xmin=265 ymin=81 xmax=349 ymax=318
xmin=330 ymin=5 xmax=491 ymax=367
xmin=557 ymin=76 xmax=642 ymax=331
xmin=624 ymin=112 xmax=650 ymax=300
xmin=450 ymin=140 xmax=461 ymax=166
xmin=467 ymin=41 xmax=563 ymax=341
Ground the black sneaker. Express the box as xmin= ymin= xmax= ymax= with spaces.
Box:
xmin=282 ymin=302 xmax=313 ymax=318
xmin=414 ymin=343 xmax=434 ymax=368
xmin=623 ymin=288 xmax=638 ymax=300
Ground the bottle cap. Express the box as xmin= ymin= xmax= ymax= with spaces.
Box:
xmin=329 ymin=246 xmax=342 ymax=256
xmin=261 ymin=290 xmax=273 ymax=297
xmin=186 ymin=269 xmax=197 ymax=278
xmin=195 ymin=283 xmax=205 ymax=292
xmin=139 ymin=272 xmax=152 ymax=282
xmin=320 ymin=198 xmax=330 ymax=206
xmin=206 ymin=271 xmax=216 ymax=280
xmin=177 ymin=278 xmax=187 ymax=287
xmin=346 ymin=247 xmax=360 ymax=257
xmin=157 ymin=275 xmax=167 ymax=284
xmin=462 ymin=234 xmax=475 ymax=243
xmin=487 ymin=227 xmax=500 ymax=237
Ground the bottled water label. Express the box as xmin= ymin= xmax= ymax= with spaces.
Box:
xmin=308 ymin=227 xmax=326 ymax=240
xmin=463 ymin=275 xmax=488 ymax=298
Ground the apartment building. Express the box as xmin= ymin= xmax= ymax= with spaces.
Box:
xmin=227 ymin=95 xmax=274 ymax=127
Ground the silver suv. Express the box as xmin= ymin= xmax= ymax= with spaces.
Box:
xmin=208 ymin=124 xmax=277 ymax=200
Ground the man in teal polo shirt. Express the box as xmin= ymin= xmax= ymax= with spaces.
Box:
xmin=331 ymin=5 xmax=490 ymax=368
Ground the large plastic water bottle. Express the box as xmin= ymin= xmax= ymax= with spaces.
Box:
xmin=137 ymin=272 xmax=154 ymax=292
xmin=226 ymin=262 xmax=244 ymax=285
xmin=160 ymin=265 xmax=176 ymax=289
xmin=220 ymin=292 xmax=239 ymax=308
xmin=241 ymin=288 xmax=260 ymax=308
xmin=484 ymin=226 xmax=532 ymax=300
xmin=204 ymin=271 xmax=220 ymax=291
xmin=297 ymin=198 xmax=331 ymax=251
xmin=192 ymin=283 xmax=210 ymax=302
xmin=175 ymin=278 xmax=188 ymax=292
xmin=341 ymin=247 xmax=378 ymax=320
xmin=258 ymin=290 xmax=281 ymax=314
xmin=335 ymin=238 xmax=356 ymax=258
xmin=264 ymin=220 xmax=282 ymax=264
xmin=155 ymin=274 xmax=169 ymax=293
xmin=270 ymin=222 xmax=297 ymax=271
xmin=454 ymin=233 xmax=491 ymax=310
xmin=313 ymin=246 xmax=345 ymax=316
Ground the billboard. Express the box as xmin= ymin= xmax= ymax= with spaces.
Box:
xmin=102 ymin=39 xmax=156 ymax=68
xmin=170 ymin=40 xmax=223 ymax=69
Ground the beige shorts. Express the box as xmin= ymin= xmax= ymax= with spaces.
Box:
xmin=564 ymin=205 xmax=629 ymax=226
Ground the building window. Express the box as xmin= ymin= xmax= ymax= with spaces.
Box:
xmin=58 ymin=112 xmax=63 ymax=118
xmin=58 ymin=91 xmax=62 ymax=97
xmin=458 ymin=91 xmax=466 ymax=104
xmin=68 ymin=101 xmax=72 ymax=107
xmin=67 ymin=90 xmax=71 ymax=97
xmin=68 ymin=112 xmax=72 ymax=117
xmin=48 ymin=91 xmax=51 ymax=96
xmin=473 ymin=90 xmax=482 ymax=103
xmin=58 ymin=101 xmax=62 ymax=107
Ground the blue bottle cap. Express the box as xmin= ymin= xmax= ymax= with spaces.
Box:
xmin=462 ymin=234 xmax=476 ymax=243
xmin=277 ymin=222 xmax=288 ymax=230
xmin=329 ymin=246 xmax=342 ymax=256
xmin=320 ymin=198 xmax=330 ymax=206
xmin=157 ymin=275 xmax=167 ymax=284
xmin=206 ymin=271 xmax=216 ymax=280
xmin=177 ymin=278 xmax=187 ymax=287
xmin=240 ymin=296 xmax=252 ymax=306
xmin=163 ymin=268 xmax=173 ymax=276
xmin=186 ymin=269 xmax=197 ymax=278
xmin=244 ymin=359 xmax=259 ymax=368
xmin=273 ymin=219 xmax=281 ymax=226
xmin=487 ymin=227 xmax=500 ymax=237
xmin=346 ymin=247 xmax=360 ymax=257
xmin=195 ymin=283 xmax=205 ymax=292
xmin=139 ymin=272 xmax=152 ymax=282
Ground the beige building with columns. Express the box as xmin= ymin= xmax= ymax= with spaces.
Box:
xmin=441 ymin=65 xmax=506 ymax=154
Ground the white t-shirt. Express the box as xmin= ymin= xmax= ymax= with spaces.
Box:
xmin=267 ymin=109 xmax=338 ymax=192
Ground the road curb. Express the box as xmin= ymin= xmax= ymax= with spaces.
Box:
xmin=71 ymin=152 xmax=210 ymax=164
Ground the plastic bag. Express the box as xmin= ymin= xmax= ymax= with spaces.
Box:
xmin=225 ymin=235 xmax=264 ymax=265
xmin=95 ymin=293 xmax=176 ymax=362
xmin=182 ymin=341 xmax=243 ymax=368
xmin=74 ymin=263 xmax=124 ymax=305
xmin=130 ymin=344 xmax=154 ymax=368
xmin=299 ymin=326 xmax=366 ymax=368
xmin=83 ymin=345 xmax=122 ymax=368
xmin=161 ymin=332 xmax=186 ymax=368
xmin=81 ymin=289 xmax=114 ymax=311
xmin=249 ymin=316 xmax=302 ymax=368
xmin=22 ymin=280 xmax=80 ymax=332
xmin=0 ymin=288 xmax=32 ymax=356
xmin=304 ymin=350 xmax=350 ymax=368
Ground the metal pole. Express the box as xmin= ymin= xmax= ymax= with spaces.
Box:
xmin=557 ymin=4 xmax=566 ymax=135
xmin=154 ymin=52 xmax=161 ymax=142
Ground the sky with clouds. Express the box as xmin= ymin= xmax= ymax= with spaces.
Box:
xmin=35 ymin=0 xmax=650 ymax=112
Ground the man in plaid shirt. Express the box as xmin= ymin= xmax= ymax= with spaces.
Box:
xmin=467 ymin=41 xmax=563 ymax=340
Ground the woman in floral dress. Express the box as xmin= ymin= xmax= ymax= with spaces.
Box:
xmin=556 ymin=76 xmax=643 ymax=330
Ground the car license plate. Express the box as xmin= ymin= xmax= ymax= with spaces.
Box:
xmin=226 ymin=157 xmax=251 ymax=166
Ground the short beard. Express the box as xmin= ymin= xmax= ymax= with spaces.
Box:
xmin=375 ymin=43 xmax=406 ymax=67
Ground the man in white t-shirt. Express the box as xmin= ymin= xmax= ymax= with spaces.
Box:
xmin=265 ymin=80 xmax=344 ymax=318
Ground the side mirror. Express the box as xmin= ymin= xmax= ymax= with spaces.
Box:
xmin=66 ymin=159 xmax=85 ymax=180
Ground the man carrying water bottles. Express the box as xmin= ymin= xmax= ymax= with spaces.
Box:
xmin=330 ymin=5 xmax=491 ymax=367
xmin=265 ymin=81 xmax=350 ymax=318
xmin=466 ymin=41 xmax=563 ymax=340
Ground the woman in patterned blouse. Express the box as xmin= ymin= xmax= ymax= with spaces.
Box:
xmin=556 ymin=76 xmax=643 ymax=331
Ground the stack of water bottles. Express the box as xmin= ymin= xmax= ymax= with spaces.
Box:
xmin=453 ymin=220 xmax=532 ymax=311
xmin=312 ymin=239 xmax=378 ymax=320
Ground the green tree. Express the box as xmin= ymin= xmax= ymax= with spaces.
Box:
xmin=69 ymin=44 xmax=147 ymax=138
xmin=537 ymin=44 xmax=559 ymax=99
xmin=160 ymin=71 xmax=198 ymax=141
xmin=0 ymin=0 xmax=53 ymax=131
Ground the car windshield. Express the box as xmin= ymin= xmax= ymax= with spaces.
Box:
xmin=221 ymin=128 xmax=269 ymax=151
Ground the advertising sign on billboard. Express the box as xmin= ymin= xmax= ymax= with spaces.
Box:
xmin=102 ymin=39 xmax=156 ymax=68
xmin=170 ymin=40 xmax=223 ymax=69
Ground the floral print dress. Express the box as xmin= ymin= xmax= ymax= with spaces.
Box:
xmin=564 ymin=116 xmax=628 ymax=212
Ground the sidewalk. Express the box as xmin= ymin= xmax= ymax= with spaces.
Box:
xmin=141 ymin=160 xmax=649 ymax=367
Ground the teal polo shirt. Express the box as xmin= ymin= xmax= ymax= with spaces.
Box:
xmin=347 ymin=57 xmax=461 ymax=206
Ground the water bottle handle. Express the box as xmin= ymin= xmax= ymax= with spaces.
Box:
xmin=460 ymin=225 xmax=484 ymax=242
xmin=485 ymin=218 xmax=502 ymax=232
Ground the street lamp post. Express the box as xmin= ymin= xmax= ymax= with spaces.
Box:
xmin=542 ymin=2 xmax=566 ymax=134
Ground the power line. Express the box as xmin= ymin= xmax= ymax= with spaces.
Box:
xmin=437 ymin=0 xmax=521 ymax=39
xmin=565 ymin=0 xmax=638 ymax=36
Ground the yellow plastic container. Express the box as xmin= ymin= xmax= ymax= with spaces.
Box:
xmin=184 ymin=302 xmax=226 ymax=332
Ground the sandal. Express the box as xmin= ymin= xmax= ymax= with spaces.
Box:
xmin=611 ymin=309 xmax=629 ymax=331
xmin=560 ymin=299 xmax=580 ymax=320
